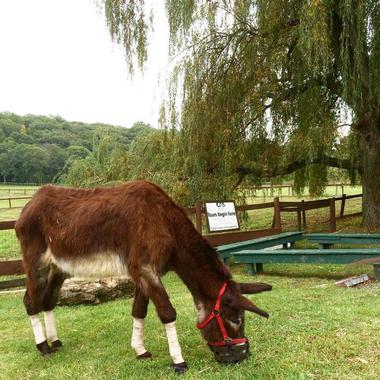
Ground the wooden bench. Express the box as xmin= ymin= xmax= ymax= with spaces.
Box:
xmin=217 ymin=231 xmax=304 ymax=268
xmin=305 ymin=233 xmax=380 ymax=248
xmin=231 ymin=249 xmax=380 ymax=279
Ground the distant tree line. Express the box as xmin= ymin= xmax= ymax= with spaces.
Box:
xmin=0 ymin=112 xmax=151 ymax=183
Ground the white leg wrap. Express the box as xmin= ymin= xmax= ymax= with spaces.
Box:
xmin=29 ymin=314 xmax=46 ymax=345
xmin=44 ymin=310 xmax=58 ymax=342
xmin=131 ymin=318 xmax=148 ymax=356
xmin=164 ymin=321 xmax=184 ymax=364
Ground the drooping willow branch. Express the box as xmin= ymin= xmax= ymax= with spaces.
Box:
xmin=234 ymin=155 xmax=360 ymax=187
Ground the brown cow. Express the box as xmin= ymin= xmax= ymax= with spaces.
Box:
xmin=15 ymin=181 xmax=271 ymax=373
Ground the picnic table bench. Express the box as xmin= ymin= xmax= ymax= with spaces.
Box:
xmin=217 ymin=231 xmax=304 ymax=265
xmin=231 ymin=249 xmax=380 ymax=279
xmin=305 ymin=233 xmax=380 ymax=248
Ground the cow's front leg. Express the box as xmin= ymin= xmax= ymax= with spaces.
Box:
xmin=131 ymin=286 xmax=151 ymax=359
xmin=139 ymin=272 xmax=187 ymax=373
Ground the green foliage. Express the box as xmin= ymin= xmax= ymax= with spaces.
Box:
xmin=101 ymin=0 xmax=380 ymax=208
xmin=58 ymin=129 xmax=130 ymax=187
xmin=103 ymin=0 xmax=149 ymax=73
xmin=0 ymin=112 xmax=151 ymax=184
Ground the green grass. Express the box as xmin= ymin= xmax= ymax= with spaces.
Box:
xmin=0 ymin=185 xmax=378 ymax=379
xmin=0 ymin=229 xmax=19 ymax=261
xmin=0 ymin=269 xmax=379 ymax=380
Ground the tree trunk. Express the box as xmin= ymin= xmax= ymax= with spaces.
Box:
xmin=359 ymin=125 xmax=380 ymax=230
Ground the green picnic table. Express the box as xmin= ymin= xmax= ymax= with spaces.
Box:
xmin=231 ymin=248 xmax=380 ymax=279
xmin=217 ymin=231 xmax=304 ymax=268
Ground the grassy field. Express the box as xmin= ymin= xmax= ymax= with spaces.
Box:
xmin=0 ymin=269 xmax=379 ymax=380
xmin=0 ymin=184 xmax=379 ymax=379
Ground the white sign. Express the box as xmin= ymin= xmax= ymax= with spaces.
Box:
xmin=205 ymin=202 xmax=239 ymax=232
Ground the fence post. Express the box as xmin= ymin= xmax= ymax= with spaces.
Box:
xmin=195 ymin=202 xmax=203 ymax=234
xmin=297 ymin=208 xmax=302 ymax=230
xmin=340 ymin=193 xmax=346 ymax=218
xmin=8 ymin=198 xmax=11 ymax=209
xmin=273 ymin=197 xmax=282 ymax=230
xmin=301 ymin=200 xmax=306 ymax=228
xmin=330 ymin=198 xmax=336 ymax=232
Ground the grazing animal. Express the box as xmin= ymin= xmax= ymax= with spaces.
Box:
xmin=15 ymin=181 xmax=271 ymax=372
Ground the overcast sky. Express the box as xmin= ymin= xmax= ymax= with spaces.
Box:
xmin=0 ymin=0 xmax=169 ymax=128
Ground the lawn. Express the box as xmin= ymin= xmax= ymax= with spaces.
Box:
xmin=0 ymin=185 xmax=379 ymax=379
xmin=0 ymin=268 xmax=379 ymax=380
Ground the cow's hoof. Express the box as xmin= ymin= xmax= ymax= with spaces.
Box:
xmin=172 ymin=361 xmax=188 ymax=374
xmin=137 ymin=351 xmax=152 ymax=360
xmin=36 ymin=340 xmax=56 ymax=355
xmin=51 ymin=340 xmax=63 ymax=349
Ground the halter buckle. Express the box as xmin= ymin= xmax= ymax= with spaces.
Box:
xmin=224 ymin=337 xmax=233 ymax=346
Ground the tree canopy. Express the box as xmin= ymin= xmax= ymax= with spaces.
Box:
xmin=102 ymin=0 xmax=380 ymax=228
xmin=0 ymin=112 xmax=151 ymax=183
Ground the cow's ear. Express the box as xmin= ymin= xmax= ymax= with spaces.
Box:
xmin=238 ymin=282 xmax=272 ymax=294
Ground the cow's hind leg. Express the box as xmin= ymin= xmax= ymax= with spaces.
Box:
xmin=131 ymin=286 xmax=152 ymax=359
xmin=42 ymin=266 xmax=66 ymax=349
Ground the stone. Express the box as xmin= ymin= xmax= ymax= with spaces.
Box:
xmin=58 ymin=277 xmax=135 ymax=306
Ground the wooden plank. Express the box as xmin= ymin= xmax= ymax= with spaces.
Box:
xmin=0 ymin=220 xmax=16 ymax=230
xmin=297 ymin=209 xmax=302 ymax=230
xmin=339 ymin=211 xmax=362 ymax=219
xmin=334 ymin=194 xmax=362 ymax=201
xmin=236 ymin=202 xmax=274 ymax=211
xmin=232 ymin=249 xmax=380 ymax=265
xmin=306 ymin=233 xmax=380 ymax=245
xmin=206 ymin=228 xmax=281 ymax=248
xmin=217 ymin=232 xmax=303 ymax=256
xmin=236 ymin=248 xmax=380 ymax=255
xmin=335 ymin=274 xmax=369 ymax=287
xmin=273 ymin=197 xmax=281 ymax=229
xmin=340 ymin=194 xmax=346 ymax=218
xmin=0 ymin=278 xmax=25 ymax=290
xmin=0 ymin=260 xmax=24 ymax=276
xmin=302 ymin=201 xmax=331 ymax=211
xmin=280 ymin=199 xmax=330 ymax=209
xmin=0 ymin=196 xmax=32 ymax=201
xmin=330 ymin=198 xmax=336 ymax=232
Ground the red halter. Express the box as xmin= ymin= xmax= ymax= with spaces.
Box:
xmin=196 ymin=282 xmax=248 ymax=347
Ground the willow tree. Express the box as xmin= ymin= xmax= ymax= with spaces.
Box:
xmin=102 ymin=0 xmax=380 ymax=229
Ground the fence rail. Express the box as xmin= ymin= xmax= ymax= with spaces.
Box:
xmin=0 ymin=196 xmax=32 ymax=210
xmin=277 ymin=194 xmax=362 ymax=231
xmin=242 ymin=183 xmax=361 ymax=197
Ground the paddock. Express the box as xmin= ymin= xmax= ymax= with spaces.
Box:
xmin=1 ymin=268 xmax=379 ymax=380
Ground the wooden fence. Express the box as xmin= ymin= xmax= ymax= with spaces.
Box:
xmin=278 ymin=194 xmax=362 ymax=231
xmin=0 ymin=194 xmax=362 ymax=290
xmin=242 ymin=183 xmax=360 ymax=197
xmin=0 ymin=196 xmax=33 ymax=210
